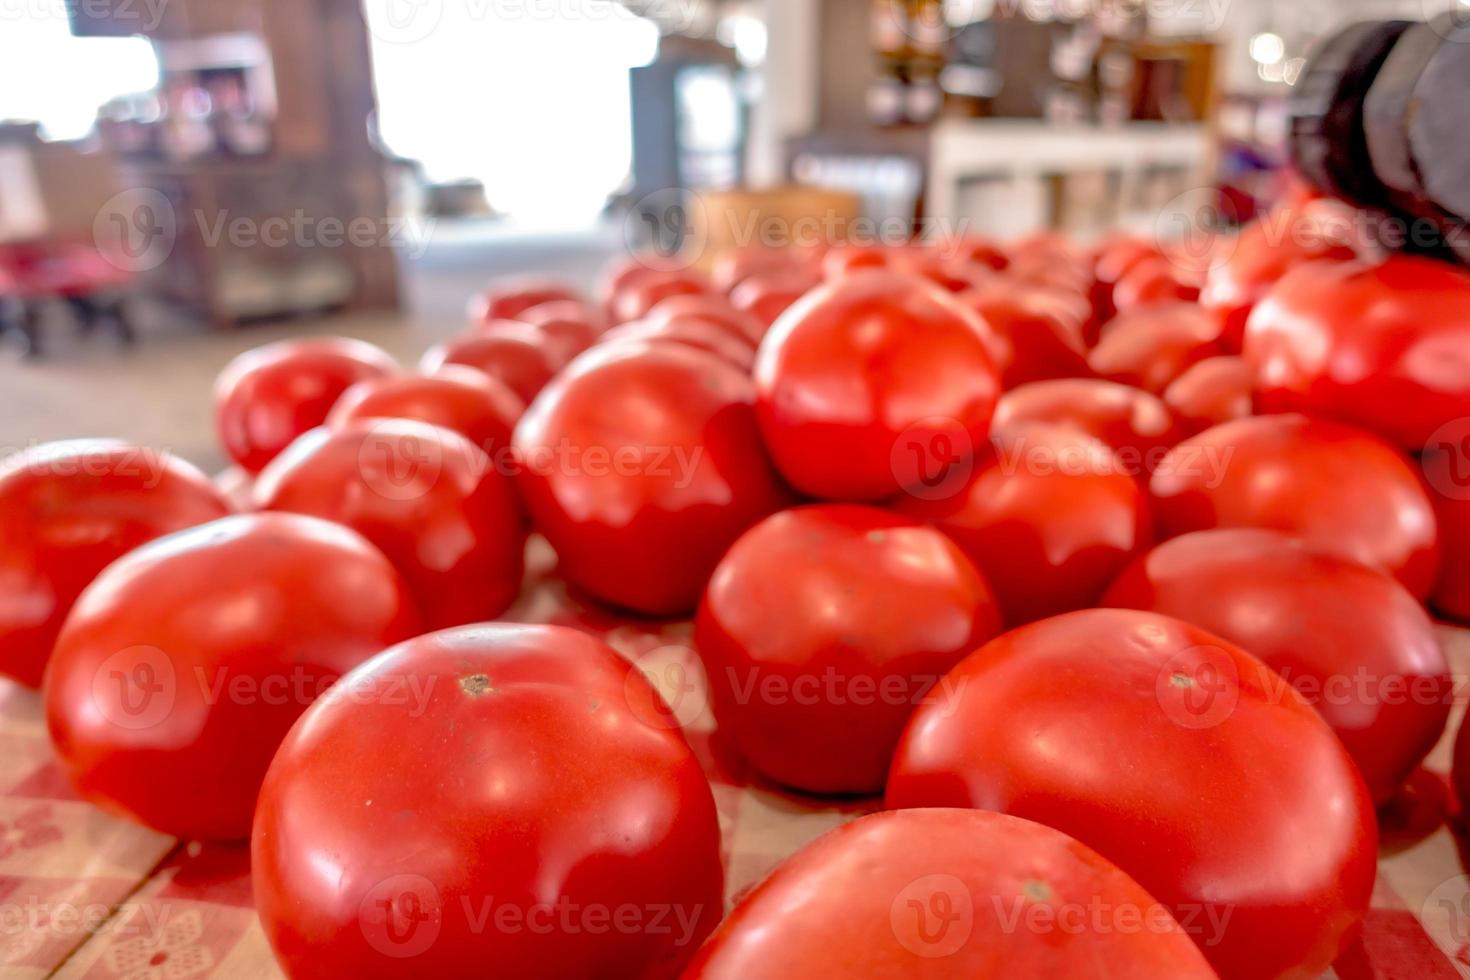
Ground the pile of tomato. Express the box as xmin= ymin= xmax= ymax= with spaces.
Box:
xmin=3 ymin=189 xmax=1470 ymax=979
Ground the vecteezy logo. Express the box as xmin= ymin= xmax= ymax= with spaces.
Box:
xmin=623 ymin=189 xmax=707 ymax=272
xmin=1155 ymin=645 xmax=1240 ymax=731
xmin=1423 ymin=418 xmax=1470 ymax=501
xmin=359 ymin=874 xmax=442 ymax=958
xmin=357 ymin=422 xmax=445 ymax=502
xmin=891 ymin=417 xmax=976 ymax=502
xmin=890 ymin=874 xmax=974 ymax=959
xmin=1153 ymin=187 xmax=1237 ymax=282
xmin=93 ymin=189 xmax=176 ymax=274
xmin=623 ymin=646 xmax=711 ymax=732
xmin=363 ymin=0 xmax=445 ymax=44
xmin=1423 ymin=875 xmax=1470 ymax=948
xmin=92 ymin=646 xmax=177 ymax=731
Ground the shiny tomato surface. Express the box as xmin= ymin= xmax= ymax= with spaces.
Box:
xmin=328 ymin=366 xmax=524 ymax=460
xmin=214 ymin=337 xmax=398 ymax=473
xmin=45 ymin=513 xmax=419 ymax=840
xmin=1244 ymin=255 xmax=1470 ymax=449
xmin=599 ymin=318 xmax=756 ymax=372
xmin=1150 ymin=414 xmax=1440 ymax=598
xmin=1103 ymin=529 xmax=1450 ymax=805
xmin=695 ymin=505 xmax=1000 ymax=795
xmin=471 ymin=276 xmax=582 ymax=323
xmin=255 ymin=420 xmax=524 ymax=630
xmin=886 ymin=608 xmax=1378 ymax=980
xmin=681 ymin=809 xmax=1216 ymax=979
xmin=1162 ymin=356 xmax=1255 ymax=437
xmin=254 ymin=624 xmax=723 ymax=979
xmin=729 ymin=268 xmax=823 ymax=329
xmin=1089 ymin=303 xmax=1224 ymax=394
xmin=612 ymin=270 xmax=712 ymax=325
xmin=514 ymin=343 xmax=788 ymax=615
xmin=420 ymin=327 xmax=558 ymax=405
xmin=957 ymin=282 xmax=1091 ymax=389
xmin=1111 ymin=256 xmax=1200 ymax=312
xmin=646 ymin=293 xmax=766 ymax=346
xmin=754 ymin=270 xmax=1000 ymax=501
xmin=896 ymin=425 xmax=1153 ymax=627
xmin=993 ymin=379 xmax=1180 ymax=471
xmin=0 ymin=441 xmax=231 ymax=687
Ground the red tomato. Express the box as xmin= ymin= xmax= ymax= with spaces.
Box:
xmin=1102 ymin=529 xmax=1450 ymax=805
xmin=0 ymin=441 xmax=230 ymax=688
xmin=1007 ymin=255 xmax=1093 ymax=300
xmin=821 ymin=244 xmax=897 ymax=279
xmin=421 ymin=327 xmax=558 ymax=406
xmin=214 ymin=337 xmax=398 ymax=473
xmin=329 ymin=366 xmax=524 ymax=461
xmin=646 ymin=293 xmax=766 ymax=346
xmin=754 ymin=270 xmax=1001 ymax=501
xmin=1150 ymin=414 xmax=1441 ymax=598
xmin=730 ymin=268 xmax=823 ymax=328
xmin=993 ymin=379 xmax=1180 ymax=472
xmin=256 ymin=420 xmax=524 ymax=630
xmin=515 ymin=300 xmax=606 ymax=364
xmin=934 ymin=235 xmax=1009 ymax=271
xmin=682 ymin=809 xmax=1217 ymax=979
xmin=1424 ymin=457 xmax=1470 ymax=621
xmin=712 ymin=246 xmax=798 ymax=293
xmin=903 ymin=252 xmax=997 ymax=294
xmin=958 ymin=282 xmax=1091 ymax=389
xmin=1244 ymin=256 xmax=1470 ymax=449
xmin=1088 ymin=303 xmax=1224 ymax=395
xmin=254 ymin=624 xmax=722 ymax=979
xmin=1200 ymin=208 xmax=1358 ymax=351
xmin=1111 ymin=257 xmax=1201 ymax=312
xmin=45 ymin=513 xmax=420 ymax=840
xmin=514 ymin=343 xmax=788 ymax=615
xmin=896 ymin=425 xmax=1153 ymax=627
xmin=886 ymin=608 xmax=1378 ymax=980
xmin=599 ymin=319 xmax=756 ymax=372
xmin=612 ymin=270 xmax=711 ymax=325
xmin=1162 ymin=356 xmax=1255 ymax=437
xmin=470 ymin=276 xmax=582 ymax=324
xmin=1093 ymin=238 xmax=1163 ymax=308
xmin=695 ymin=505 xmax=1001 ymax=794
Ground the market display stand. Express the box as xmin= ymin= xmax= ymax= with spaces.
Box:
xmin=1 ymin=539 xmax=1467 ymax=979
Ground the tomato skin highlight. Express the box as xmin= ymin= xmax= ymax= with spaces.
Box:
xmin=680 ymin=808 xmax=1218 ymax=980
xmin=886 ymin=608 xmax=1378 ymax=980
xmin=0 ymin=440 xmax=232 ymax=688
xmin=695 ymin=505 xmax=1002 ymax=795
xmin=45 ymin=512 xmax=421 ymax=841
xmin=1102 ymin=528 xmax=1451 ymax=805
xmin=1149 ymin=413 xmax=1441 ymax=599
xmin=253 ymin=623 xmax=723 ymax=980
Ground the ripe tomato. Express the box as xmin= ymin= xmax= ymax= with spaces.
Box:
xmin=646 ymin=293 xmax=766 ymax=346
xmin=896 ymin=425 xmax=1153 ymax=627
xmin=1088 ymin=303 xmax=1224 ymax=395
xmin=45 ymin=513 xmax=419 ymax=840
xmin=993 ymin=379 xmax=1180 ymax=472
xmin=682 ymin=809 xmax=1216 ymax=979
xmin=957 ymin=282 xmax=1091 ymax=389
xmin=612 ymin=270 xmax=711 ymax=325
xmin=421 ymin=327 xmax=558 ymax=406
xmin=1423 ymin=463 xmax=1470 ymax=621
xmin=0 ymin=441 xmax=231 ymax=688
xmin=821 ymin=244 xmax=897 ymax=279
xmin=729 ymin=268 xmax=823 ymax=329
xmin=1102 ymin=529 xmax=1450 ymax=805
xmin=1150 ymin=414 xmax=1440 ymax=598
xmin=599 ymin=254 xmax=687 ymax=320
xmin=935 ymin=235 xmax=1009 ymax=271
xmin=256 ymin=420 xmax=524 ymax=630
xmin=470 ymin=276 xmax=582 ymax=324
xmin=1111 ymin=257 xmax=1200 ymax=312
xmin=599 ymin=319 xmax=756 ymax=372
xmin=712 ymin=246 xmax=798 ymax=293
xmin=887 ymin=608 xmax=1378 ymax=980
xmin=214 ymin=337 xmax=397 ymax=473
xmin=254 ymin=624 xmax=722 ymax=979
xmin=515 ymin=300 xmax=606 ymax=364
xmin=1161 ymin=356 xmax=1255 ymax=437
xmin=1244 ymin=255 xmax=1470 ymax=449
xmin=695 ymin=505 xmax=1001 ymax=795
xmin=754 ymin=270 xmax=1001 ymax=502
xmin=329 ymin=367 xmax=524 ymax=461
xmin=514 ymin=343 xmax=788 ymax=615
xmin=1200 ymin=207 xmax=1358 ymax=351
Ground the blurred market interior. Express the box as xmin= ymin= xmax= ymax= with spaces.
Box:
xmin=0 ymin=0 xmax=1462 ymax=465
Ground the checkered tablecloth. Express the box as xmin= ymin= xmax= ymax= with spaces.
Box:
xmin=3 ymin=540 xmax=1469 ymax=979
